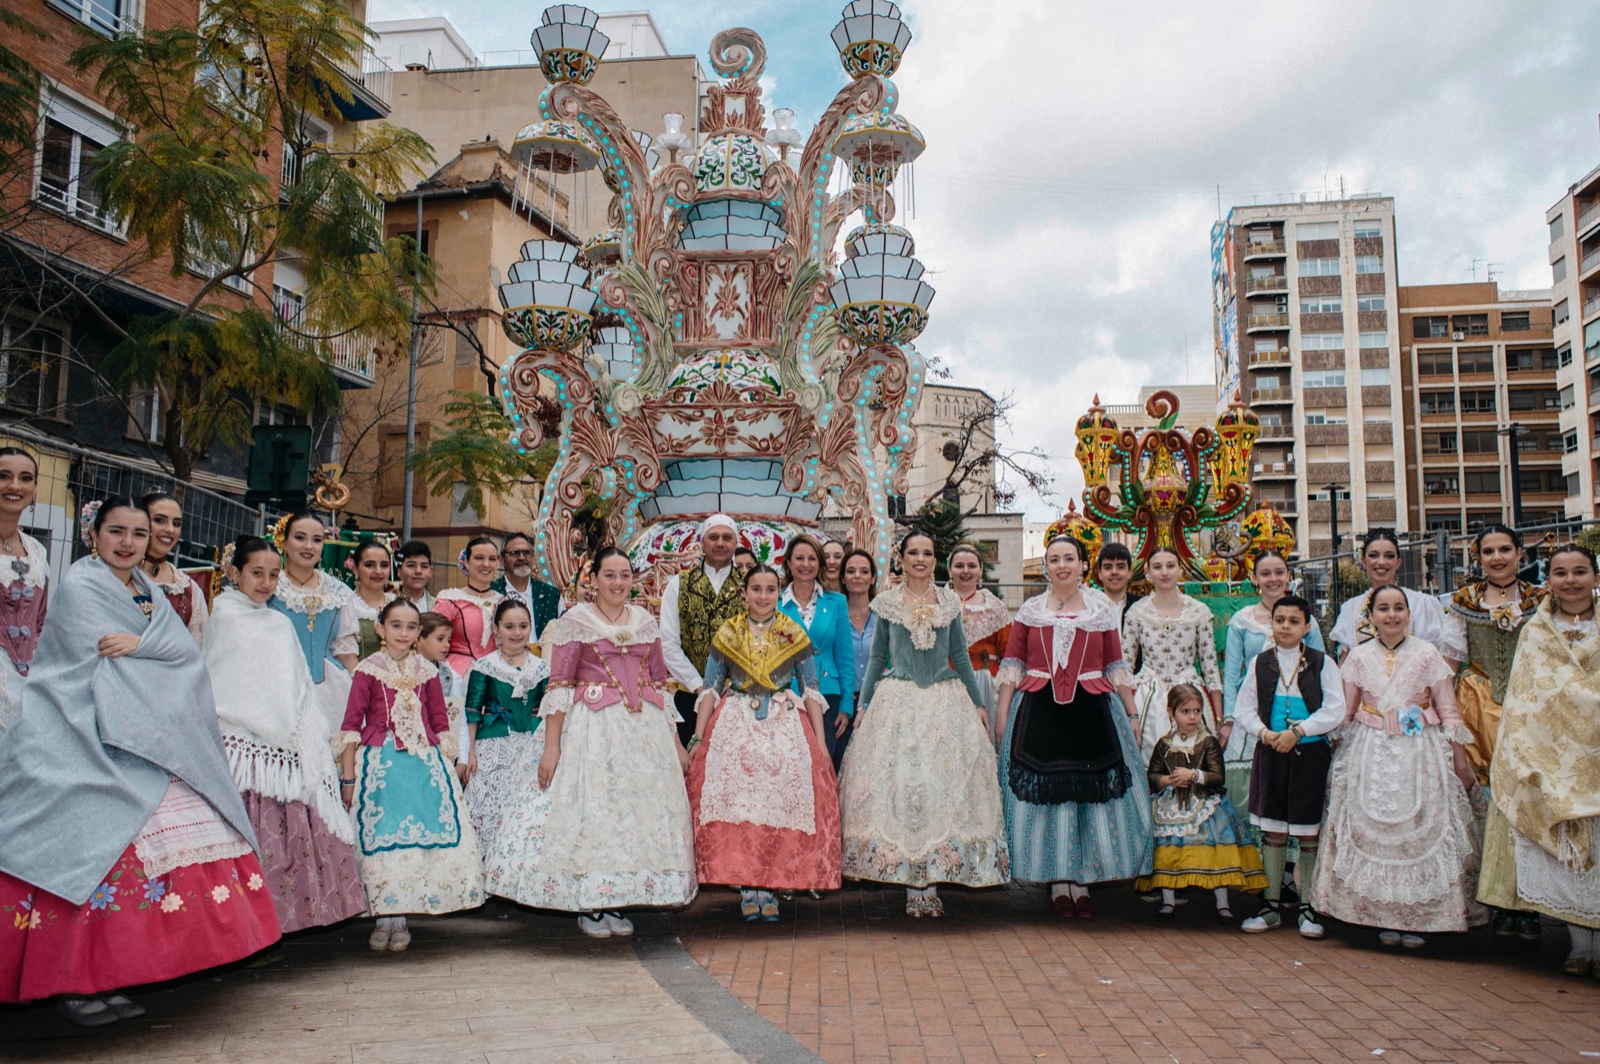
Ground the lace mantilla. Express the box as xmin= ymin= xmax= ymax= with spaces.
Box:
xmin=275 ymin=570 xmax=354 ymax=615
xmin=469 ymin=649 xmax=551 ymax=700
xmin=545 ymin=602 xmax=661 ymax=648
xmin=1014 ymin=587 xmax=1119 ymax=676
xmin=356 ymin=652 xmax=437 ymax=755
xmin=350 ymin=591 xmax=394 ymax=623
xmin=862 ymin=585 xmax=961 ymax=651
xmin=0 ymin=532 xmax=48 ymax=592
xmin=957 ymin=587 xmax=1011 ymax=644
xmin=1343 ymin=639 xmax=1454 ymax=718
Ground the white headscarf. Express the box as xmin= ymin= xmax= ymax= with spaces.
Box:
xmin=700 ymin=514 xmax=737 ymax=537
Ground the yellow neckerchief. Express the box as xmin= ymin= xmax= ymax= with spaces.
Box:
xmin=711 ymin=611 xmax=812 ymax=692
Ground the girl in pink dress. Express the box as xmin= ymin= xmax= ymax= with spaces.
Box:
xmin=687 ymin=565 xmax=840 ymax=922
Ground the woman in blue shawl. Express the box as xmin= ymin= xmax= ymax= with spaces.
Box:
xmin=0 ymin=499 xmax=280 ymax=1026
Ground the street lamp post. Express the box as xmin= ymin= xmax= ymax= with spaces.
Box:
xmin=1499 ymin=422 xmax=1524 ymax=530
xmin=1324 ymin=481 xmax=1344 ymax=612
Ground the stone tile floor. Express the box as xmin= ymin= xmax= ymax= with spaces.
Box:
xmin=678 ymin=883 xmax=1600 ymax=1064
xmin=1 ymin=903 xmax=748 ymax=1064
xmin=4 ymin=886 xmax=1596 ymax=1064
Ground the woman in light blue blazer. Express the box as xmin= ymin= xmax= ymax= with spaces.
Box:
xmin=780 ymin=535 xmax=855 ymax=771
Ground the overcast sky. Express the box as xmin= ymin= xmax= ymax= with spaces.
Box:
xmin=370 ymin=0 xmax=1600 ymax=520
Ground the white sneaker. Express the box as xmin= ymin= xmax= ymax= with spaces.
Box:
xmin=1400 ymin=933 xmax=1427 ymax=949
xmin=1378 ymin=930 xmax=1402 ymax=947
xmin=1298 ymin=910 xmax=1326 ymax=939
xmin=578 ymin=913 xmax=612 ymax=938
xmin=603 ymin=912 xmax=634 ymax=937
xmin=368 ymin=924 xmax=392 ymax=951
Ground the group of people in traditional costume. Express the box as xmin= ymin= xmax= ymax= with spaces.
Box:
xmin=1 ymin=468 xmax=1597 ymax=1028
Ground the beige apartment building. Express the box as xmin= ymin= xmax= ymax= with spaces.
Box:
xmin=1547 ymin=162 xmax=1600 ymax=521
xmin=372 ymin=16 xmax=702 ymax=242
xmin=1212 ymin=195 xmax=1406 ymax=556
xmin=338 ymin=140 xmax=577 ymax=560
xmin=1398 ymin=284 xmax=1562 ymax=534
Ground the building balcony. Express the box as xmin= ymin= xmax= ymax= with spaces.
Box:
xmin=1246 ymin=312 xmax=1290 ymax=332
xmin=1582 ymin=246 xmax=1600 ymax=282
xmin=1249 ymin=386 xmax=1293 ymax=405
xmin=1248 ymin=348 xmax=1291 ymax=367
xmin=1590 ymin=387 xmax=1600 ymax=410
xmin=1579 ymin=200 xmax=1600 ymax=239
xmin=1585 ymin=295 xmax=1600 ymax=322
xmin=1244 ymin=240 xmax=1286 ymax=260
xmin=328 ymin=54 xmax=394 ymax=122
xmin=1244 ymin=275 xmax=1288 ymax=297
xmin=1258 ymin=423 xmax=1293 ymax=439
xmin=273 ymin=291 xmax=377 ymax=388
xmin=1253 ymin=460 xmax=1296 ymax=478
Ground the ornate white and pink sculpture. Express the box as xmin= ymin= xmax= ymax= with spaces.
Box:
xmin=498 ymin=2 xmax=934 ymax=598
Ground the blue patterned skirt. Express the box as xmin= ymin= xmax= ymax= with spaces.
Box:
xmin=1000 ymin=688 xmax=1154 ymax=884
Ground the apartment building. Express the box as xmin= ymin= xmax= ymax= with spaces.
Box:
xmin=0 ymin=0 xmax=388 ymax=494
xmin=372 ymin=16 xmax=701 ymax=242
xmin=338 ymin=139 xmax=578 ymax=561
xmin=1398 ymin=284 xmax=1562 ymax=533
xmin=1547 ymin=162 xmax=1600 ymax=521
xmin=1212 ymin=195 xmax=1406 ymax=556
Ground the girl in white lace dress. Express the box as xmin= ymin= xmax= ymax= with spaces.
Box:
xmin=1312 ymin=585 xmax=1485 ymax=948
xmin=1124 ymin=548 xmax=1223 ymax=762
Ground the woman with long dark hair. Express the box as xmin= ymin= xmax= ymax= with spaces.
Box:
xmin=995 ymin=534 xmax=1149 ymax=918
xmin=0 ymin=499 xmax=279 ymax=1022
xmin=840 ymin=530 xmax=1009 ymax=918
xmin=0 ymin=447 xmax=45 ymax=737
xmin=138 ymin=491 xmax=208 ymax=645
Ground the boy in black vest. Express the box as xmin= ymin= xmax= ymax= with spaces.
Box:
xmin=1228 ymin=594 xmax=1347 ymax=938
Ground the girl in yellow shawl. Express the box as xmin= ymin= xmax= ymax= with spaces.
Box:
xmin=1480 ymin=544 xmax=1600 ymax=978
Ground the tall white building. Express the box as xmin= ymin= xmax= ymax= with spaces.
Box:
xmin=1212 ymin=195 xmax=1406 ymax=556
xmin=1546 ymin=161 xmax=1600 ymax=521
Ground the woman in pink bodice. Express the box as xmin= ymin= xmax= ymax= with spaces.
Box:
xmin=483 ymin=547 xmax=696 ymax=938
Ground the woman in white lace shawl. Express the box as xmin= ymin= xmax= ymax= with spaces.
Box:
xmin=1311 ymin=585 xmax=1485 ymax=949
xmin=204 ymin=535 xmax=367 ymax=934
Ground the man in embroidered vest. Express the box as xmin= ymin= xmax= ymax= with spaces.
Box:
xmin=660 ymin=514 xmax=744 ymax=745
xmin=491 ymin=532 xmax=563 ymax=643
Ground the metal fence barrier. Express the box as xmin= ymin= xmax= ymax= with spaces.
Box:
xmin=0 ymin=423 xmax=267 ymax=583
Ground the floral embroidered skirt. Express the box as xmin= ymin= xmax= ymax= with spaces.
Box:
xmin=999 ymin=688 xmax=1153 ymax=884
xmin=1310 ymin=725 xmax=1487 ymax=933
xmin=0 ymin=810 xmax=279 ymax=1002
xmin=484 ymin=705 xmax=696 ymax=912
xmin=462 ymin=729 xmax=541 ymax=859
xmin=840 ymin=677 xmax=1009 ymax=888
xmin=687 ymin=694 xmax=841 ymax=891
xmin=243 ymin=792 xmax=368 ymax=932
xmin=353 ymin=737 xmax=484 ymax=916
xmin=1134 ymin=791 xmax=1267 ymax=892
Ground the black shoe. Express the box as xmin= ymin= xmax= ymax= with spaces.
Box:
xmin=1492 ymin=910 xmax=1516 ymax=936
xmin=1517 ymin=914 xmax=1543 ymax=940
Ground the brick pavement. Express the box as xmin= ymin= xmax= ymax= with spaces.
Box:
xmin=678 ymin=883 xmax=1600 ymax=1064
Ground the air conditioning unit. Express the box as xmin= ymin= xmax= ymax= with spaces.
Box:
xmin=1452 ymin=331 xmax=1466 ymax=341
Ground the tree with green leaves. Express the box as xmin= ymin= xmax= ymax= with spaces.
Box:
xmin=1 ymin=0 xmax=434 ymax=482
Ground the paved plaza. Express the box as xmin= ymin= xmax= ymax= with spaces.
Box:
xmin=3 ymin=886 xmax=1597 ymax=1064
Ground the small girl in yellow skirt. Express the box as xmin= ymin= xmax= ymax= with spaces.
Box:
xmin=1137 ymin=684 xmax=1267 ymax=921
